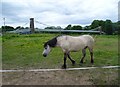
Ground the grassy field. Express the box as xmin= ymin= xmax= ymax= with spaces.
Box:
xmin=2 ymin=33 xmax=118 ymax=69
xmin=2 ymin=33 xmax=119 ymax=85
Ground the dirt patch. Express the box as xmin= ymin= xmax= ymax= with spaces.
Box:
xmin=2 ymin=68 xmax=118 ymax=85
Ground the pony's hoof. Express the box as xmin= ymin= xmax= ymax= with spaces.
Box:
xmin=72 ymin=61 xmax=76 ymax=65
xmin=91 ymin=60 xmax=94 ymax=64
xmin=62 ymin=65 xmax=67 ymax=69
xmin=80 ymin=61 xmax=83 ymax=64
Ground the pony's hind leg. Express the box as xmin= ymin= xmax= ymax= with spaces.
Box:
xmin=67 ymin=52 xmax=75 ymax=65
xmin=88 ymin=47 xmax=94 ymax=64
xmin=62 ymin=53 xmax=67 ymax=69
xmin=80 ymin=46 xmax=87 ymax=63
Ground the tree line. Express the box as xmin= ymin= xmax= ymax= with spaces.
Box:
xmin=64 ymin=20 xmax=120 ymax=35
xmin=0 ymin=19 xmax=120 ymax=35
xmin=1 ymin=26 xmax=29 ymax=32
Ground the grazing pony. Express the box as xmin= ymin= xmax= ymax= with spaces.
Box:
xmin=42 ymin=35 xmax=94 ymax=69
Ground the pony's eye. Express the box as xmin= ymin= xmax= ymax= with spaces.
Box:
xmin=45 ymin=47 xmax=47 ymax=49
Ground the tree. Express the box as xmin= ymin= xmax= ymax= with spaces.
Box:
xmin=84 ymin=26 xmax=91 ymax=30
xmin=112 ymin=21 xmax=120 ymax=34
xmin=2 ymin=26 xmax=15 ymax=32
xmin=44 ymin=26 xmax=56 ymax=29
xmin=90 ymin=20 xmax=114 ymax=34
xmin=56 ymin=26 xmax=63 ymax=29
xmin=91 ymin=20 xmax=100 ymax=29
xmin=71 ymin=25 xmax=82 ymax=30
xmin=98 ymin=20 xmax=106 ymax=32
xmin=105 ymin=20 xmax=113 ymax=35
xmin=15 ymin=26 xmax=25 ymax=30
xmin=0 ymin=27 xmax=2 ymax=33
xmin=65 ymin=25 xmax=82 ymax=30
xmin=15 ymin=26 xmax=21 ymax=29
xmin=64 ymin=24 xmax=72 ymax=30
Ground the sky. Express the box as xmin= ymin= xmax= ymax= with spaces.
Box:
xmin=1 ymin=0 xmax=120 ymax=29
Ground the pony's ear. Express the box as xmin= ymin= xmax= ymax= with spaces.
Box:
xmin=42 ymin=41 xmax=47 ymax=46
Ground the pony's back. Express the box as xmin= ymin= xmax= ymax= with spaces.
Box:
xmin=80 ymin=35 xmax=94 ymax=48
xmin=57 ymin=35 xmax=94 ymax=52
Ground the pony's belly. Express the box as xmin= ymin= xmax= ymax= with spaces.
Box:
xmin=69 ymin=47 xmax=82 ymax=52
xmin=61 ymin=47 xmax=81 ymax=52
xmin=69 ymin=41 xmax=85 ymax=51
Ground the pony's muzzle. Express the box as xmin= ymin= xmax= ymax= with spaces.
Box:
xmin=43 ymin=54 xmax=47 ymax=57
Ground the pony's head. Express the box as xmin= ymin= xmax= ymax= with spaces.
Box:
xmin=42 ymin=36 xmax=58 ymax=57
xmin=42 ymin=42 xmax=51 ymax=57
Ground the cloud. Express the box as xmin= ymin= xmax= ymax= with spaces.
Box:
xmin=1 ymin=0 xmax=119 ymax=28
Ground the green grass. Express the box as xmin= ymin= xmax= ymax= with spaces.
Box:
xmin=2 ymin=33 xmax=118 ymax=69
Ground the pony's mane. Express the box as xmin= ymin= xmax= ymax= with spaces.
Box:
xmin=44 ymin=35 xmax=63 ymax=47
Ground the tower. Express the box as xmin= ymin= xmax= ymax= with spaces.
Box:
xmin=30 ymin=18 xmax=35 ymax=33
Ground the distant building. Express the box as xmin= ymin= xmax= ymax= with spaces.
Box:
xmin=9 ymin=29 xmax=31 ymax=34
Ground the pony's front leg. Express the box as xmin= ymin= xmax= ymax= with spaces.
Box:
xmin=62 ymin=53 xmax=67 ymax=69
xmin=67 ymin=52 xmax=75 ymax=65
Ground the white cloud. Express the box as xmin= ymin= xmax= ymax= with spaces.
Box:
xmin=1 ymin=0 xmax=119 ymax=28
